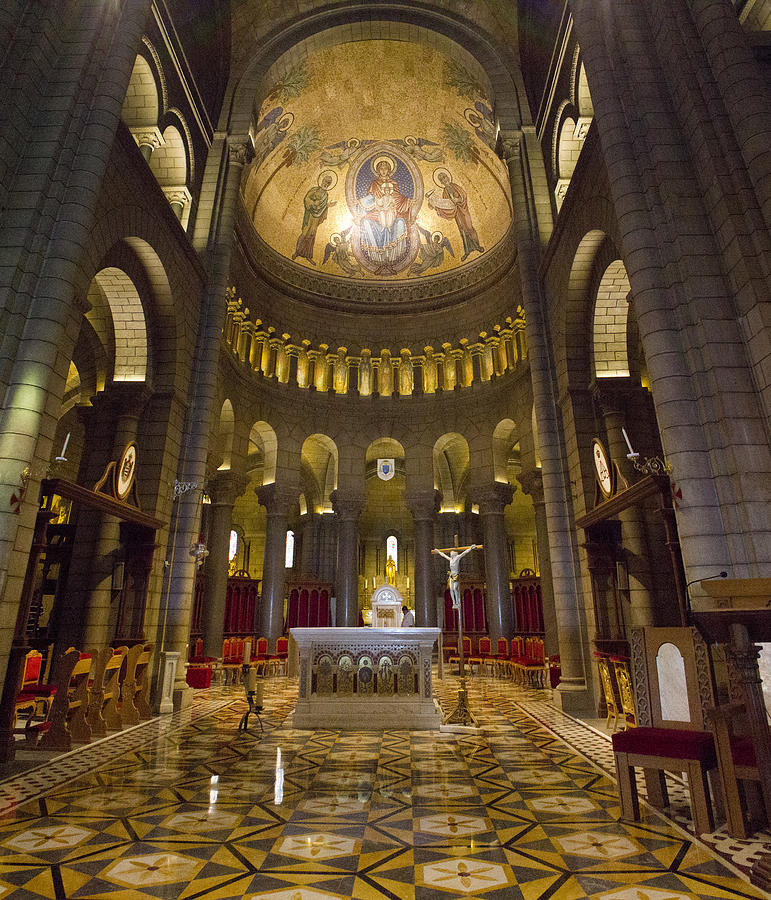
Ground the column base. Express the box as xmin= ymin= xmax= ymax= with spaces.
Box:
xmin=173 ymin=682 xmax=194 ymax=712
xmin=553 ymin=679 xmax=593 ymax=716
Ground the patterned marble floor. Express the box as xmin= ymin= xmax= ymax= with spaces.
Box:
xmin=0 ymin=673 xmax=768 ymax=899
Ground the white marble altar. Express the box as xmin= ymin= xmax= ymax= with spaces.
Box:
xmin=290 ymin=626 xmax=442 ymax=730
xmin=371 ymin=584 xmax=403 ymax=628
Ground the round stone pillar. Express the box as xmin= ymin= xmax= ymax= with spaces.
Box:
xmin=257 ymin=484 xmax=296 ymax=648
xmin=473 ymin=483 xmax=515 ymax=642
xmin=518 ymin=469 xmax=558 ymax=657
xmin=406 ymin=490 xmax=440 ymax=626
xmin=202 ymin=472 xmax=247 ymax=658
xmin=331 ymin=490 xmax=364 ymax=627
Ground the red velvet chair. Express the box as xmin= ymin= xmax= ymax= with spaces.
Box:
xmin=268 ymin=636 xmax=289 ymax=675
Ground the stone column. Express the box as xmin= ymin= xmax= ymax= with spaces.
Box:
xmin=0 ymin=0 xmax=153 ymax=693
xmin=473 ymin=483 xmax=515 ymax=643
xmin=518 ymin=469 xmax=558 ymax=656
xmin=406 ymin=490 xmax=440 ymax=627
xmin=503 ymin=137 xmax=589 ymax=710
xmin=331 ymin=490 xmax=364 ymax=627
xmin=161 ymin=137 xmax=253 ymax=707
xmin=202 ymin=472 xmax=247 ymax=658
xmin=299 ymin=511 xmax=319 ymax=575
xmin=256 ymin=483 xmax=296 ymax=648
xmin=594 ymin=383 xmax=657 ymax=628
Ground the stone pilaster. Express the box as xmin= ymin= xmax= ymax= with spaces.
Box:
xmin=502 ymin=137 xmax=589 ymax=711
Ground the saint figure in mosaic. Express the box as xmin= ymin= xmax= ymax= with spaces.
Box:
xmin=293 ymin=170 xmax=337 ymax=265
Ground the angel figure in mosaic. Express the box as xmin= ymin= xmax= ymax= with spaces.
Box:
xmin=323 ymin=227 xmax=361 ymax=276
xmin=410 ymin=226 xmax=454 ymax=275
xmin=320 ymin=137 xmax=368 ymax=168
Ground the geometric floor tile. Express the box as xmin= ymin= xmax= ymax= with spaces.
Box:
xmin=0 ymin=674 xmax=766 ymax=900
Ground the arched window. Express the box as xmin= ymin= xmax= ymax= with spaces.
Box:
xmin=229 ymin=529 xmax=238 ymax=562
xmin=285 ymin=530 xmax=295 ymax=568
xmin=386 ymin=535 xmax=398 ymax=569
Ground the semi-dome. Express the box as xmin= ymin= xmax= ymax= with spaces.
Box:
xmin=241 ymin=39 xmax=513 ymax=291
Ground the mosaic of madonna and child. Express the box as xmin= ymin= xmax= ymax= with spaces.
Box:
xmin=244 ymin=44 xmax=512 ymax=281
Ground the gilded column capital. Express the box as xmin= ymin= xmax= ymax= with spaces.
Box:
xmin=472 ymin=482 xmax=515 ymax=514
xmin=206 ymin=471 xmax=248 ymax=507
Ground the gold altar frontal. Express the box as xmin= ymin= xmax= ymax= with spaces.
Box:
xmin=290 ymin=627 xmax=442 ymax=730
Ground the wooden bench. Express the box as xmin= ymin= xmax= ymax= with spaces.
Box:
xmin=120 ymin=643 xmax=153 ymax=726
xmin=40 ymin=649 xmax=93 ymax=751
xmin=87 ymin=646 xmax=128 ymax=736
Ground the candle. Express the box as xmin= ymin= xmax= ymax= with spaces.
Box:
xmin=621 ymin=427 xmax=636 ymax=456
xmin=247 ymin=667 xmax=257 ymax=692
xmin=56 ymin=432 xmax=70 ymax=461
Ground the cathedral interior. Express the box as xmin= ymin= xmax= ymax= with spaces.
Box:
xmin=1 ymin=0 xmax=771 ymax=897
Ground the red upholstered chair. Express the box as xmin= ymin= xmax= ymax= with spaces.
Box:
xmin=519 ymin=637 xmax=547 ymax=687
xmin=15 ymin=649 xmax=58 ymax=727
xmin=268 ymin=636 xmax=289 ymax=675
xmin=253 ymin=636 xmax=269 ymax=674
xmin=612 ymin=626 xmax=719 ymax=835
xmin=449 ymin=636 xmax=471 ymax=675
xmin=477 ymin=636 xmax=494 ymax=676
xmin=508 ymin=636 xmax=525 ymax=681
xmin=494 ymin=638 xmax=509 ymax=678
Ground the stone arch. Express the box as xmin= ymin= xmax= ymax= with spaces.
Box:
xmin=122 ymin=55 xmax=160 ymax=129
xmin=593 ymin=260 xmax=631 ymax=378
xmin=302 ymin=433 xmax=339 ymax=511
xmin=249 ymin=420 xmax=278 ymax=485
xmin=217 ymin=399 xmax=235 ymax=470
xmin=90 ymin=268 xmax=148 ymax=383
xmin=150 ymin=124 xmax=188 ymax=186
xmin=576 ymin=61 xmax=593 ymax=118
xmin=492 ymin=418 xmax=518 ymax=483
xmin=433 ymin=433 xmax=470 ymax=511
xmin=224 ymin=6 xmax=526 ymax=138
xmin=563 ymin=228 xmax=607 ymax=390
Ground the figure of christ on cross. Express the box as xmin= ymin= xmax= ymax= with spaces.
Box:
xmin=432 ymin=544 xmax=479 ymax=610
xmin=432 ymin=542 xmax=482 ymax=726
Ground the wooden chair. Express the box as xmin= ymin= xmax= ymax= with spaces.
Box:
xmin=87 ymin=646 xmax=128 ymax=736
xmin=40 ymin=649 xmax=93 ymax=751
xmin=707 ymin=702 xmax=769 ymax=838
xmin=595 ymin=652 xmax=620 ymax=731
xmin=508 ymin=636 xmax=525 ymax=681
xmin=477 ymin=636 xmax=495 ymax=676
xmin=222 ymin=638 xmax=245 ymax=684
xmin=611 ymin=626 xmax=718 ymax=835
xmin=253 ymin=636 xmax=269 ymax=675
xmin=494 ymin=637 xmax=509 ymax=678
xmin=14 ymin=649 xmax=58 ymax=729
xmin=268 ymin=636 xmax=289 ymax=675
xmin=519 ymin=637 xmax=547 ymax=687
xmin=448 ymin=636 xmax=471 ymax=675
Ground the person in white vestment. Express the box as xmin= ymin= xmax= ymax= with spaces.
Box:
xmin=401 ymin=605 xmax=415 ymax=627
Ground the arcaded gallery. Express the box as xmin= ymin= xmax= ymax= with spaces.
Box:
xmin=0 ymin=1 xmax=770 ymax=897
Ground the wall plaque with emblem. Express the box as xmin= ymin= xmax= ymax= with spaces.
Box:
xmin=94 ymin=441 xmax=141 ymax=508
xmin=592 ymin=438 xmax=614 ymax=499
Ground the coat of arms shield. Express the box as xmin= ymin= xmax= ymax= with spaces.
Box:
xmin=377 ymin=458 xmax=395 ymax=481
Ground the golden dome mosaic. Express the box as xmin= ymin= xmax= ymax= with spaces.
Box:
xmin=242 ymin=41 xmax=513 ymax=285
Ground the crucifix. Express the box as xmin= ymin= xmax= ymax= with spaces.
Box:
xmin=432 ymin=541 xmax=482 ymax=726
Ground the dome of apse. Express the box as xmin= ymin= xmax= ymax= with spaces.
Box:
xmin=240 ymin=39 xmax=514 ymax=304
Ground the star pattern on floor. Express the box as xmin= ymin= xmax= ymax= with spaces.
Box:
xmin=0 ymin=674 xmax=766 ymax=898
